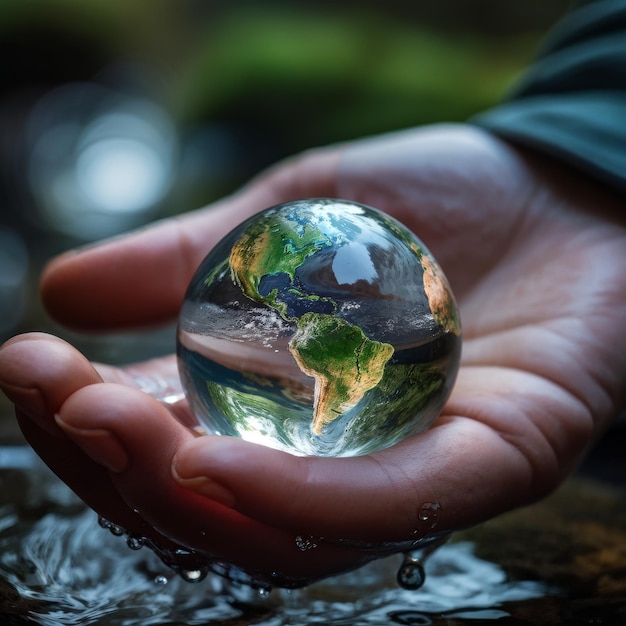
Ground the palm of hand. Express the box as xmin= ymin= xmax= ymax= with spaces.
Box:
xmin=0 ymin=124 xmax=624 ymax=587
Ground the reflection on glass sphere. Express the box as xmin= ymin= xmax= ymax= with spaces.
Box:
xmin=177 ymin=199 xmax=461 ymax=457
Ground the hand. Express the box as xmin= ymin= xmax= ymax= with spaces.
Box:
xmin=1 ymin=124 xmax=624 ymax=587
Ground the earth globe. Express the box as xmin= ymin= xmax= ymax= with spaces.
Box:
xmin=177 ymin=198 xmax=461 ymax=457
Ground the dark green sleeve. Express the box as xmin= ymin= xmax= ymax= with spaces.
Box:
xmin=473 ymin=0 xmax=626 ymax=197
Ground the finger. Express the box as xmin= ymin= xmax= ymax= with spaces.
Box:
xmin=16 ymin=409 xmax=159 ymax=537
xmin=0 ymin=333 xmax=102 ymax=437
xmin=56 ymin=383 xmax=373 ymax=585
xmin=171 ymin=418 xmax=503 ymax=542
xmin=94 ymin=355 xmax=197 ymax=429
xmin=171 ymin=366 xmax=574 ymax=544
xmin=40 ymin=148 xmax=341 ymax=331
xmin=0 ymin=334 xmax=161 ymax=535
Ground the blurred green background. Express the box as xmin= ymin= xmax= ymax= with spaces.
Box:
xmin=0 ymin=0 xmax=571 ymax=441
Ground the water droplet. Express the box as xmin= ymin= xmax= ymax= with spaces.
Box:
xmin=295 ymin=535 xmax=318 ymax=551
xmin=417 ymin=502 xmax=441 ymax=529
xmin=180 ymin=568 xmax=209 ymax=583
xmin=258 ymin=587 xmax=271 ymax=598
xmin=97 ymin=515 xmax=126 ymax=536
xmin=397 ymin=553 xmax=426 ymax=590
xmin=126 ymin=535 xmax=144 ymax=551
xmin=154 ymin=575 xmax=168 ymax=585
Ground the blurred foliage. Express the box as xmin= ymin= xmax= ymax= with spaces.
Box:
xmin=177 ymin=8 xmax=540 ymax=151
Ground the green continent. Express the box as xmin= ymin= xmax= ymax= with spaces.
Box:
xmin=229 ymin=214 xmax=330 ymax=315
xmin=228 ymin=211 xmax=394 ymax=435
xmin=288 ymin=312 xmax=394 ymax=433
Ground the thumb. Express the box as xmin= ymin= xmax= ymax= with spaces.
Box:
xmin=171 ymin=409 xmax=525 ymax=543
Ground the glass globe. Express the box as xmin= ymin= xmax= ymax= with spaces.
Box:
xmin=177 ymin=199 xmax=461 ymax=457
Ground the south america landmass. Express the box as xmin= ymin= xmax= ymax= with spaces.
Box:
xmin=229 ymin=212 xmax=394 ymax=434
xmin=288 ymin=313 xmax=394 ymax=434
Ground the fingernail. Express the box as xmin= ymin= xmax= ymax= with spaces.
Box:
xmin=172 ymin=453 xmax=236 ymax=507
xmin=2 ymin=383 xmax=47 ymax=424
xmin=54 ymin=414 xmax=129 ymax=472
xmin=0 ymin=339 xmax=64 ymax=438
xmin=0 ymin=349 xmax=44 ymax=421
xmin=0 ymin=385 xmax=65 ymax=438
